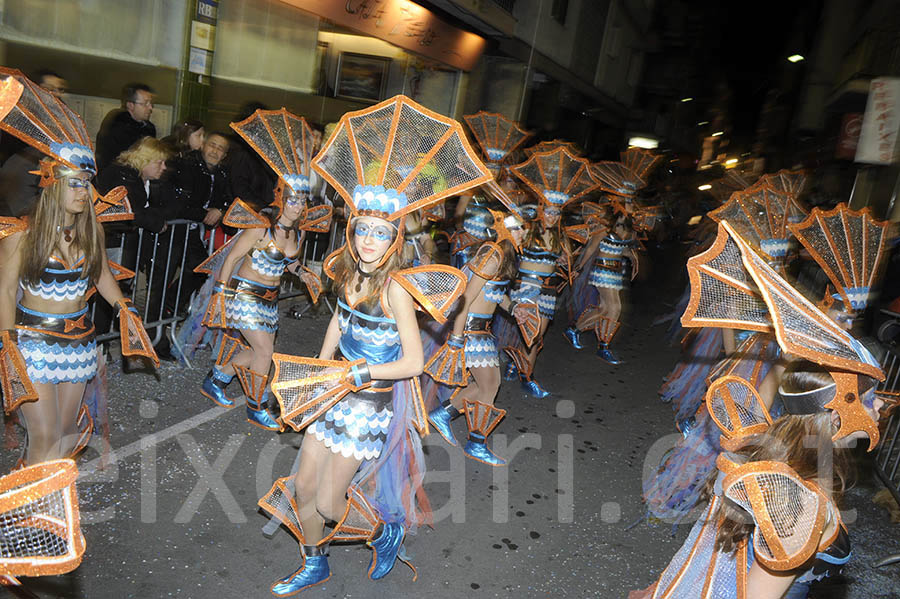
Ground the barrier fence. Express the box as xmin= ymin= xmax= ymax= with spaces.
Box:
xmin=875 ymin=346 xmax=900 ymax=506
xmin=91 ymin=204 xmax=344 ymax=356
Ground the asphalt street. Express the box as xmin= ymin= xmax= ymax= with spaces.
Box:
xmin=2 ymin=246 xmax=899 ymax=598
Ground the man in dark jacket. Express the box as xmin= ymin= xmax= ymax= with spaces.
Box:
xmin=167 ymin=131 xmax=234 ymax=311
xmin=95 ymin=83 xmax=157 ymax=171
xmin=227 ymin=102 xmax=276 ymax=209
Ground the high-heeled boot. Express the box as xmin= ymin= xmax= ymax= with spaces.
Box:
xmin=462 ymin=399 xmax=507 ymax=466
xmin=233 ymin=365 xmax=281 ymax=431
xmin=427 ymin=389 xmax=462 ymax=446
xmin=367 ymin=521 xmax=405 ymax=580
xmin=271 ymin=544 xmax=330 ymax=596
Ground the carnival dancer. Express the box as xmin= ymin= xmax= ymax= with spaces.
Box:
xmin=196 ymin=108 xmax=327 ymax=432
xmin=257 ymin=95 xmax=493 ymax=595
xmin=564 ymin=150 xmax=661 ymax=363
xmin=631 ymin=220 xmax=886 ymax=599
xmin=500 ymin=147 xmax=597 ymax=397
xmin=425 ymin=208 xmax=538 ymax=466
xmin=0 ymin=68 xmax=158 ymax=465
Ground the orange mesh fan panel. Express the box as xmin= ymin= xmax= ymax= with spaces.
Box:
xmin=106 ymin=260 xmax=135 ymax=283
xmin=681 ymin=223 xmax=772 ymax=332
xmin=119 ymin=310 xmax=159 ymax=367
xmin=299 ymin=204 xmax=332 ymax=233
xmin=201 ymin=291 xmax=228 ymax=329
xmin=312 ymin=95 xmax=493 ymax=219
xmin=823 ymin=371 xmax=881 ymax=450
xmin=258 ymin=476 xmax=305 ymax=544
xmin=524 ymin=139 xmax=581 ymax=157
xmin=758 ymin=169 xmax=808 ymax=200
xmin=230 ymin=109 xmax=318 ymax=194
xmin=620 ymin=147 xmax=662 ymax=181
xmin=92 ymin=185 xmax=133 ymax=222
xmin=298 ymin=266 xmax=322 ymax=304
xmin=424 ymin=341 xmax=468 ymax=386
xmin=463 ymin=111 xmax=531 ymax=164
xmin=194 ymin=236 xmax=236 ymax=275
xmin=787 ymin=203 xmax=889 ymax=312
xmin=0 ymin=217 xmax=27 ymax=241
xmin=515 ymin=302 xmax=541 ymax=347
xmin=588 ymin=161 xmax=645 ymax=197
xmin=481 ymin=179 xmax=522 ymax=213
xmin=0 ymin=74 xmax=24 ymax=122
xmin=0 ymin=68 xmax=95 ymax=174
xmin=407 ymin=377 xmax=429 ymax=436
xmin=467 ymin=242 xmax=503 ymax=280
xmin=217 ymin=334 xmax=248 ymax=367
xmin=729 ymin=221 xmax=883 ymax=380
xmin=390 ymin=265 xmax=467 ymax=324
xmin=463 ymin=399 xmax=506 ymax=437
xmin=503 ymin=346 xmax=533 ymax=379
xmin=705 ymin=333 xmax=777 ymax=388
xmin=705 ymin=375 xmax=773 ymax=451
xmin=0 ymin=459 xmax=85 ymax=578
xmin=722 ymin=461 xmax=827 ymax=571
xmin=594 ymin=316 xmax=620 ymax=344
xmin=0 ymin=331 xmax=38 ymax=413
xmin=223 ymin=198 xmax=268 ymax=229
xmin=708 ymin=182 xmax=804 ymax=260
xmin=269 ymin=354 xmax=358 ymax=432
xmin=321 ymin=485 xmax=380 ymax=544
xmin=511 ymin=148 xmax=598 ymax=206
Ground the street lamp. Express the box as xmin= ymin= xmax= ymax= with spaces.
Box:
xmin=698 ymin=184 xmax=712 ymax=191
xmin=681 ymin=97 xmax=693 ymax=102
xmin=788 ymin=54 xmax=805 ymax=63
xmin=712 ymin=131 xmax=724 ymax=137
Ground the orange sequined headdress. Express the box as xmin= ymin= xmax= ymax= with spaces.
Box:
xmin=463 ymin=111 xmax=531 ymax=170
xmin=0 ymin=68 xmax=96 ymax=183
xmin=683 ymin=221 xmax=884 ymax=449
xmin=511 ymin=147 xmax=598 ymax=210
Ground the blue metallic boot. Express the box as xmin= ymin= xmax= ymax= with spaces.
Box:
xmin=234 ymin=366 xmax=282 ymax=432
xmin=563 ymin=326 xmax=584 ymax=349
xmin=271 ymin=545 xmax=330 ymax=596
xmin=200 ymin=365 xmax=236 ymax=407
xmin=521 ymin=378 xmax=550 ymax=399
xmin=427 ymin=399 xmax=460 ymax=447
xmin=596 ymin=343 xmax=624 ymax=365
xmin=367 ymin=522 xmax=405 ymax=580
xmin=462 ymin=400 xmax=507 ymax=466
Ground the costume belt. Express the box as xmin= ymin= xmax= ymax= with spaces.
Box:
xmin=465 ymin=313 xmax=493 ymax=332
xmin=15 ymin=304 xmax=95 ymax=339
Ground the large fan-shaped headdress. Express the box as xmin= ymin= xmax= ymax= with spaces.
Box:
xmin=758 ymin=169 xmax=808 ymax=201
xmin=0 ymin=73 xmax=24 ymax=122
xmin=313 ymin=96 xmax=494 ymax=265
xmin=707 ymin=169 xmax=755 ymax=204
xmin=684 ymin=221 xmax=884 ymax=449
xmin=524 ymin=139 xmax=581 ymax=157
xmin=708 ymin=182 xmax=808 ymax=262
xmin=788 ymin=203 xmax=889 ymax=312
xmin=230 ymin=108 xmax=318 ymax=204
xmin=510 ymin=147 xmax=598 ymax=209
xmin=620 ymin=147 xmax=662 ymax=182
xmin=589 ymin=161 xmax=646 ymax=198
xmin=0 ymin=68 xmax=96 ymax=179
xmin=463 ymin=111 xmax=531 ymax=166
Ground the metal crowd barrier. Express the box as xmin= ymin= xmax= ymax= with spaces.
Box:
xmin=91 ymin=203 xmax=343 ymax=353
xmin=874 ymin=347 xmax=900 ymax=506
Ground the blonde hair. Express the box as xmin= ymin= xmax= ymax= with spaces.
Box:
xmin=115 ymin=136 xmax=171 ymax=172
xmin=21 ymin=161 xmax=105 ymax=286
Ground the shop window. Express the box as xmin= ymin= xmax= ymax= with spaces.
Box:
xmin=551 ymin=0 xmax=568 ymax=24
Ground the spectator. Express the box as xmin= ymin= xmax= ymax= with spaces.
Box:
xmin=227 ymin=102 xmax=276 ymax=210
xmin=95 ymin=83 xmax=157 ymax=171
xmin=167 ymin=131 xmax=233 ymax=311
xmin=0 ymin=69 xmax=69 ymax=215
xmin=96 ymin=137 xmax=177 ymax=361
xmin=162 ymin=119 xmax=205 ymax=159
